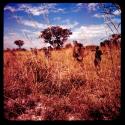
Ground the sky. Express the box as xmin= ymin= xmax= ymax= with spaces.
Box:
xmin=4 ymin=3 xmax=121 ymax=50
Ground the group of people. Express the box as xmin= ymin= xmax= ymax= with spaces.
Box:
xmin=73 ymin=41 xmax=103 ymax=71
xmin=43 ymin=41 xmax=103 ymax=72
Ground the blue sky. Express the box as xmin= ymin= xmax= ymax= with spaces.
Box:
xmin=4 ymin=3 xmax=121 ymax=49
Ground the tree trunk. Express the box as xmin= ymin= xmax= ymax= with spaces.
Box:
xmin=19 ymin=45 xmax=21 ymax=50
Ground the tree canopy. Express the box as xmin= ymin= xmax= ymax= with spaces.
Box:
xmin=39 ymin=26 xmax=72 ymax=48
xmin=14 ymin=40 xmax=24 ymax=49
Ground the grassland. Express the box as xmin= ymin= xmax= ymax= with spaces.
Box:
xmin=4 ymin=46 xmax=120 ymax=120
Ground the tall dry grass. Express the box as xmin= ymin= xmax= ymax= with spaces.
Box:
xmin=4 ymin=46 xmax=120 ymax=120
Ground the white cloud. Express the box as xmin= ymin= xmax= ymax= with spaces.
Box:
xmin=22 ymin=20 xmax=37 ymax=27
xmin=69 ymin=24 xmax=120 ymax=45
xmin=93 ymin=13 xmax=121 ymax=29
xmin=8 ymin=32 xmax=17 ymax=35
xmin=60 ymin=20 xmax=79 ymax=29
xmin=63 ymin=22 xmax=78 ymax=29
xmin=112 ymin=18 xmax=121 ymax=24
xmin=61 ymin=19 xmax=79 ymax=29
xmin=93 ymin=13 xmax=105 ymax=18
xmin=4 ymin=3 xmax=65 ymax=16
xmin=21 ymin=29 xmax=32 ymax=33
xmin=62 ymin=19 xmax=70 ymax=24
xmin=18 ymin=4 xmax=49 ymax=16
xmin=93 ymin=13 xmax=115 ymax=19
xmin=4 ymin=5 xmax=16 ymax=12
xmin=53 ymin=17 xmax=61 ymax=21
xmin=93 ymin=11 xmax=121 ymax=19
xmin=51 ymin=8 xmax=65 ymax=13
xmin=4 ymin=36 xmax=14 ymax=49
xmin=113 ymin=9 xmax=121 ymax=15
xmin=76 ymin=3 xmax=83 ymax=7
xmin=45 ymin=3 xmax=57 ymax=9
xmin=88 ymin=3 xmax=98 ymax=11
xmin=21 ymin=29 xmax=42 ymax=40
xmin=28 ymin=8 xmax=48 ymax=16
xmin=14 ymin=14 xmax=79 ymax=31
xmin=18 ymin=17 xmax=78 ymax=30
xmin=46 ymin=3 xmax=65 ymax=13
xmin=13 ymin=16 xmax=48 ymax=29
xmin=4 ymin=31 xmax=44 ymax=50
xmin=72 ymin=3 xmax=84 ymax=13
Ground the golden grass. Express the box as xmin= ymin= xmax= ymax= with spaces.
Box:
xmin=4 ymin=46 xmax=120 ymax=120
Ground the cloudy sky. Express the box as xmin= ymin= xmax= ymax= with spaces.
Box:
xmin=4 ymin=3 xmax=121 ymax=49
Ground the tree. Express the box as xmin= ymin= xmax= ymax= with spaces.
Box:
xmin=14 ymin=40 xmax=24 ymax=49
xmin=98 ymin=3 xmax=121 ymax=34
xmin=85 ymin=3 xmax=121 ymax=34
xmin=39 ymin=26 xmax=72 ymax=48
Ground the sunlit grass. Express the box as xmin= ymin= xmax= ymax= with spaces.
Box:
xmin=4 ymin=46 xmax=120 ymax=120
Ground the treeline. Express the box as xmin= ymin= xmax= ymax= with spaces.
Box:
xmin=4 ymin=33 xmax=121 ymax=52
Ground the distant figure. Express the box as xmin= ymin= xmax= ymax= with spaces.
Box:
xmin=73 ymin=41 xmax=84 ymax=62
xmin=44 ymin=47 xmax=51 ymax=59
xmin=34 ymin=48 xmax=38 ymax=56
xmin=44 ymin=43 xmax=53 ymax=59
xmin=94 ymin=46 xmax=103 ymax=70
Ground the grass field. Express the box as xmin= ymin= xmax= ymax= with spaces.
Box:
xmin=4 ymin=46 xmax=120 ymax=120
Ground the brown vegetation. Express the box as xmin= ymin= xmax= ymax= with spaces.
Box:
xmin=4 ymin=43 xmax=120 ymax=120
